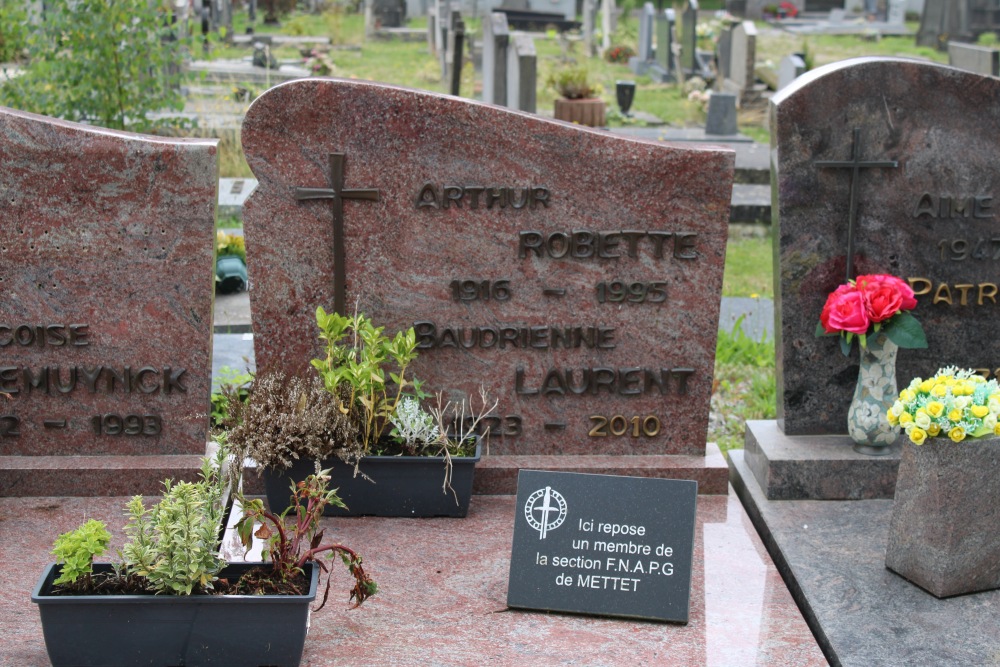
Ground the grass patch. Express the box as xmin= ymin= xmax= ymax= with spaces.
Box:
xmin=723 ymin=226 xmax=773 ymax=298
xmin=710 ymin=318 xmax=776 ymax=456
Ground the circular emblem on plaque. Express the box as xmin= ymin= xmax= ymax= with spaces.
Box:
xmin=524 ymin=486 xmax=567 ymax=539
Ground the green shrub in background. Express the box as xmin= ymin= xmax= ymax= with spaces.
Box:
xmin=0 ymin=0 xmax=186 ymax=132
xmin=0 ymin=0 xmax=29 ymax=63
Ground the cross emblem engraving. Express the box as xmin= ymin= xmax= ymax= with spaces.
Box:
xmin=814 ymin=128 xmax=898 ymax=280
xmin=295 ymin=153 xmax=380 ymax=315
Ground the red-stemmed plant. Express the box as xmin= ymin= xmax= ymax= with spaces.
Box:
xmin=236 ymin=470 xmax=377 ymax=610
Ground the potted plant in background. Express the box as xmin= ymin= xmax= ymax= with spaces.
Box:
xmin=215 ymin=229 xmax=248 ymax=294
xmin=884 ymin=367 xmax=1000 ymax=598
xmin=815 ymin=273 xmax=927 ymax=455
xmin=222 ymin=307 xmax=494 ymax=518
xmin=31 ymin=444 xmax=376 ymax=667
xmin=549 ymin=64 xmax=606 ymax=127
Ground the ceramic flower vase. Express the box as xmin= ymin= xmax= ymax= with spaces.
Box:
xmin=847 ymin=333 xmax=899 ymax=455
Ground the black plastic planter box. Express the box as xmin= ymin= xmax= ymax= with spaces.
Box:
xmin=263 ymin=439 xmax=482 ymax=518
xmin=32 ymin=562 xmax=317 ymax=667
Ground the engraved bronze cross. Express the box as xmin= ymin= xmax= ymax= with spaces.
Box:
xmin=295 ymin=153 xmax=379 ymax=315
xmin=814 ymin=128 xmax=898 ymax=280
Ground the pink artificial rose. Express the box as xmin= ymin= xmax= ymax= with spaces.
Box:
xmin=856 ymin=274 xmax=918 ymax=320
xmin=820 ymin=283 xmax=870 ymax=335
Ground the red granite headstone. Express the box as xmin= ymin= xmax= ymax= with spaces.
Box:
xmin=0 ymin=107 xmax=218 ymax=495
xmin=242 ymin=79 xmax=733 ymax=490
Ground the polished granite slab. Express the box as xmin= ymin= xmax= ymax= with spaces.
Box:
xmin=2 ymin=489 xmax=826 ymax=666
xmin=730 ymin=450 xmax=1000 ymax=667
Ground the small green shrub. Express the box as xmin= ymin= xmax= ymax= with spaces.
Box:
xmin=51 ymin=519 xmax=111 ymax=587
xmin=311 ymin=308 xmax=421 ymax=453
xmin=548 ymin=65 xmax=598 ymax=99
xmin=120 ymin=447 xmax=230 ymax=595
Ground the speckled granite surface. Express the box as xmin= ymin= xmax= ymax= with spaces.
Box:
xmin=772 ymin=58 xmax=1000 ymax=435
xmin=242 ymin=78 xmax=733 ymax=460
xmin=745 ymin=420 xmax=900 ymax=500
xmin=731 ymin=449 xmax=1000 ymax=667
xmin=2 ymin=489 xmax=826 ymax=666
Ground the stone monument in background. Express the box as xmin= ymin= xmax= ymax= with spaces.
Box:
xmin=241 ymin=79 xmax=735 ymax=493
xmin=0 ymin=107 xmax=218 ymax=496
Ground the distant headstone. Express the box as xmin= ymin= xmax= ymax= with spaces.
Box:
xmin=772 ymin=58 xmax=1000 ymax=435
xmin=716 ymin=24 xmax=734 ymax=83
xmin=507 ymin=33 xmax=536 ymax=113
xmin=506 ymin=470 xmax=697 ymax=623
xmin=482 ymin=12 xmax=510 ymax=106
xmin=917 ymin=0 xmax=974 ymax=49
xmin=705 ymin=92 xmax=738 ymax=135
xmin=886 ymin=0 xmax=905 ymax=25
xmin=241 ymin=79 xmax=733 ymax=482
xmin=722 ymin=21 xmax=758 ymax=104
xmin=829 ymin=8 xmax=846 ymax=23
xmin=948 ymin=41 xmax=1000 ymax=76
xmin=653 ymin=8 xmax=677 ymax=82
xmin=628 ymin=2 xmax=656 ymax=75
xmin=777 ymin=53 xmax=806 ymax=90
xmin=0 ymin=106 xmax=217 ymax=495
xmin=681 ymin=0 xmax=699 ymax=75
xmin=372 ymin=0 xmax=406 ymax=27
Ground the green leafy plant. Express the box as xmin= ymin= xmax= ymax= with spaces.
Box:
xmin=0 ymin=0 xmax=187 ymax=132
xmin=51 ymin=519 xmax=111 ymax=587
xmin=120 ymin=446 xmax=230 ymax=595
xmin=0 ymin=0 xmax=29 ymax=63
xmin=236 ymin=470 xmax=377 ymax=609
xmin=548 ymin=65 xmax=598 ymax=100
xmin=210 ymin=367 xmax=253 ymax=429
xmin=311 ymin=307 xmax=422 ymax=453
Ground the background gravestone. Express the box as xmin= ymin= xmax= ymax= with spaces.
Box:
xmin=777 ymin=53 xmax=806 ymax=91
xmin=628 ymin=2 xmax=656 ymax=75
xmin=722 ymin=21 xmax=758 ymax=105
xmin=948 ymin=41 xmax=1000 ymax=76
xmin=482 ymin=12 xmax=510 ymax=106
xmin=0 ymin=106 xmax=217 ymax=496
xmin=772 ymin=57 xmax=1000 ymax=435
xmin=241 ymin=79 xmax=733 ymax=490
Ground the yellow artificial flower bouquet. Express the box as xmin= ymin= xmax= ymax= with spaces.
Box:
xmin=888 ymin=367 xmax=1000 ymax=445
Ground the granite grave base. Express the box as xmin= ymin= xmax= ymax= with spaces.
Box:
xmin=743 ymin=420 xmax=900 ymax=500
xmin=1 ymin=487 xmax=826 ymax=666
xmin=730 ymin=449 xmax=1000 ymax=667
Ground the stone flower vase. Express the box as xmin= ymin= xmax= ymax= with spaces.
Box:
xmin=847 ymin=333 xmax=899 ymax=455
xmin=885 ymin=436 xmax=1000 ymax=598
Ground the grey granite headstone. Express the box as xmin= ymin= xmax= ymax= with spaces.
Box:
xmin=628 ymin=2 xmax=656 ymax=75
xmin=705 ymin=92 xmax=738 ymax=135
xmin=373 ymin=0 xmax=405 ymax=27
xmin=716 ymin=24 xmax=734 ymax=82
xmin=722 ymin=21 xmax=757 ymax=104
xmin=777 ymin=53 xmax=806 ymax=91
xmin=772 ymin=57 xmax=1000 ymax=435
xmin=886 ymin=0 xmax=905 ymax=25
xmin=507 ymin=469 xmax=697 ymax=622
xmin=652 ymin=8 xmax=676 ymax=82
xmin=681 ymin=0 xmax=699 ymax=74
xmin=948 ymin=41 xmax=1000 ymax=77
xmin=506 ymin=33 xmax=536 ymax=113
xmin=482 ymin=12 xmax=510 ymax=106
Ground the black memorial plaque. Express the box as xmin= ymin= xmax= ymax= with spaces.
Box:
xmin=506 ymin=469 xmax=697 ymax=623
